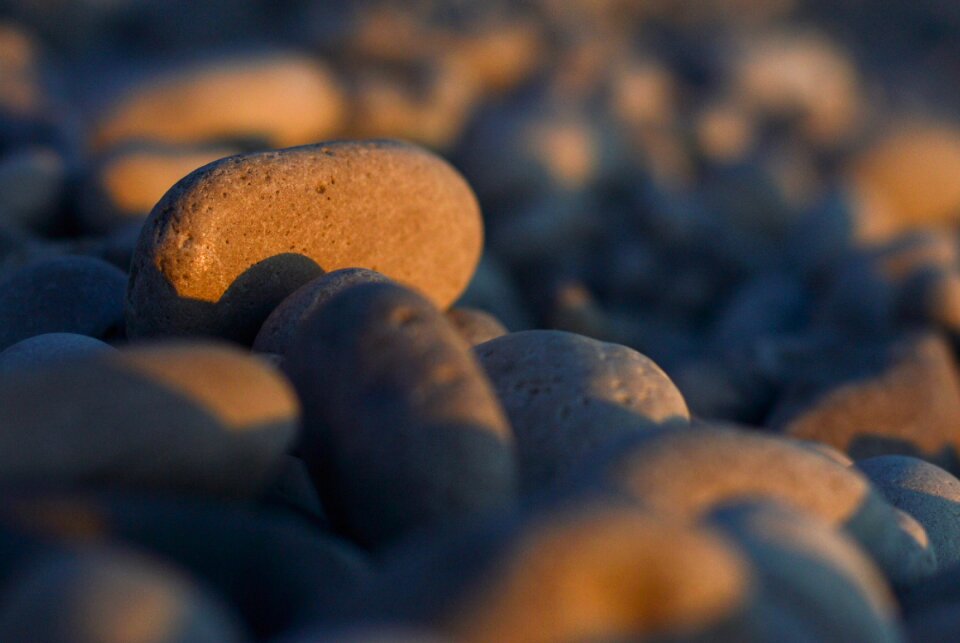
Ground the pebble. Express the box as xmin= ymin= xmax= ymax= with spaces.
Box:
xmin=93 ymin=53 xmax=346 ymax=150
xmin=0 ymin=342 xmax=299 ymax=498
xmin=473 ymin=329 xmax=689 ymax=493
xmin=0 ymin=332 xmax=113 ymax=374
xmin=0 ymin=146 xmax=65 ymax=233
xmin=445 ymin=307 xmax=508 ymax=346
xmin=0 ymin=255 xmax=126 ymax=350
xmin=0 ymin=491 xmax=371 ymax=639
xmin=126 ymin=139 xmax=483 ymax=342
xmin=772 ymin=333 xmax=960 ymax=473
xmin=858 ymin=456 xmax=960 ymax=571
xmin=708 ymin=501 xmax=901 ymax=643
xmin=80 ymin=143 xmax=238 ymax=232
xmin=599 ymin=424 xmax=936 ymax=586
xmin=253 ymin=268 xmax=392 ymax=356
xmin=363 ymin=500 xmax=753 ymax=643
xmin=286 ymin=281 xmax=516 ymax=548
xmin=0 ymin=548 xmax=248 ymax=643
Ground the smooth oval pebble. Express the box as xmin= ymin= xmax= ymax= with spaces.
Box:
xmin=362 ymin=500 xmax=752 ymax=643
xmin=93 ymin=53 xmax=346 ymax=150
xmin=0 ymin=332 xmax=114 ymax=374
xmin=0 ymin=255 xmax=126 ymax=350
xmin=599 ymin=425 xmax=935 ymax=586
xmin=286 ymin=281 xmax=515 ymax=548
xmin=0 ymin=342 xmax=298 ymax=498
xmin=126 ymin=139 xmax=483 ymax=342
xmin=709 ymin=501 xmax=901 ymax=643
xmin=858 ymin=456 xmax=960 ymax=571
xmin=253 ymin=268 xmax=392 ymax=356
xmin=0 ymin=549 xmax=247 ymax=643
xmin=473 ymin=329 xmax=689 ymax=493
xmin=445 ymin=307 xmax=508 ymax=346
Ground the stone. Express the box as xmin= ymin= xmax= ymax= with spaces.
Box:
xmin=93 ymin=53 xmax=346 ymax=150
xmin=445 ymin=307 xmax=507 ymax=346
xmin=858 ymin=456 xmax=960 ymax=571
xmin=0 ymin=146 xmax=65 ymax=234
xmin=363 ymin=500 xmax=753 ymax=643
xmin=772 ymin=332 xmax=960 ymax=474
xmin=0 ymin=342 xmax=299 ymax=498
xmin=473 ymin=330 xmax=689 ymax=493
xmin=0 ymin=549 xmax=247 ymax=643
xmin=599 ymin=425 xmax=936 ymax=586
xmin=253 ymin=268 xmax=392 ymax=356
xmin=126 ymin=140 xmax=483 ymax=343
xmin=709 ymin=502 xmax=901 ymax=643
xmin=80 ymin=143 xmax=238 ymax=232
xmin=0 ymin=491 xmax=371 ymax=639
xmin=0 ymin=332 xmax=113 ymax=374
xmin=286 ymin=282 xmax=515 ymax=548
xmin=0 ymin=256 xmax=126 ymax=350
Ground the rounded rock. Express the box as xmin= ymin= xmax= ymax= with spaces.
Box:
xmin=0 ymin=342 xmax=299 ymax=498
xmin=600 ymin=425 xmax=935 ymax=586
xmin=126 ymin=140 xmax=483 ymax=342
xmin=445 ymin=307 xmax=508 ymax=346
xmin=0 ymin=332 xmax=114 ymax=374
xmin=286 ymin=281 xmax=515 ymax=548
xmin=0 ymin=255 xmax=126 ymax=350
xmin=857 ymin=456 xmax=960 ymax=571
xmin=253 ymin=268 xmax=392 ymax=356
xmin=0 ymin=549 xmax=247 ymax=643
xmin=473 ymin=329 xmax=689 ymax=493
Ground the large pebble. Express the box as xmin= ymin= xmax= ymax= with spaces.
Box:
xmin=93 ymin=53 xmax=345 ymax=150
xmin=0 ymin=491 xmax=371 ymax=639
xmin=709 ymin=502 xmax=901 ymax=643
xmin=858 ymin=456 xmax=960 ymax=571
xmin=253 ymin=268 xmax=392 ymax=356
xmin=473 ymin=329 xmax=689 ymax=493
xmin=599 ymin=425 xmax=935 ymax=586
xmin=0 ymin=549 xmax=247 ymax=643
xmin=361 ymin=500 xmax=753 ymax=642
xmin=0 ymin=255 xmax=126 ymax=350
xmin=0 ymin=342 xmax=298 ymax=498
xmin=772 ymin=333 xmax=960 ymax=473
xmin=126 ymin=140 xmax=483 ymax=342
xmin=286 ymin=282 xmax=515 ymax=548
xmin=0 ymin=332 xmax=113 ymax=374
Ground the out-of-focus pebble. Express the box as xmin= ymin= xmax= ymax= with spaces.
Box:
xmin=446 ymin=307 xmax=508 ymax=346
xmin=126 ymin=140 xmax=482 ymax=342
xmin=0 ymin=332 xmax=113 ymax=374
xmin=286 ymin=282 xmax=515 ymax=548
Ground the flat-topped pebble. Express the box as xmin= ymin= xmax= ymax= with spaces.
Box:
xmin=0 ymin=342 xmax=298 ymax=498
xmin=445 ymin=307 xmax=508 ymax=346
xmin=253 ymin=268 xmax=392 ymax=356
xmin=364 ymin=501 xmax=752 ymax=643
xmin=93 ymin=53 xmax=346 ymax=150
xmin=599 ymin=425 xmax=935 ymax=586
xmin=126 ymin=140 xmax=483 ymax=342
xmin=709 ymin=502 xmax=900 ymax=643
xmin=858 ymin=456 xmax=960 ymax=571
xmin=0 ymin=549 xmax=247 ymax=643
xmin=772 ymin=333 xmax=960 ymax=473
xmin=286 ymin=281 xmax=515 ymax=548
xmin=473 ymin=330 xmax=689 ymax=493
xmin=0 ymin=333 xmax=113 ymax=374
xmin=0 ymin=255 xmax=126 ymax=350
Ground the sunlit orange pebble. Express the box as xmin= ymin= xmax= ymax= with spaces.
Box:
xmin=92 ymin=53 xmax=346 ymax=150
xmin=774 ymin=333 xmax=960 ymax=477
xmin=848 ymin=123 xmax=960 ymax=243
xmin=343 ymin=57 xmax=480 ymax=150
xmin=441 ymin=503 xmax=752 ymax=643
xmin=126 ymin=140 xmax=483 ymax=342
xmin=0 ymin=342 xmax=299 ymax=498
xmin=0 ymin=22 xmax=44 ymax=116
xmin=603 ymin=425 xmax=936 ymax=586
xmin=83 ymin=144 xmax=238 ymax=231
xmin=445 ymin=20 xmax=545 ymax=96
xmin=0 ymin=549 xmax=247 ymax=643
xmin=733 ymin=31 xmax=862 ymax=145
xmin=608 ymin=59 xmax=677 ymax=130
